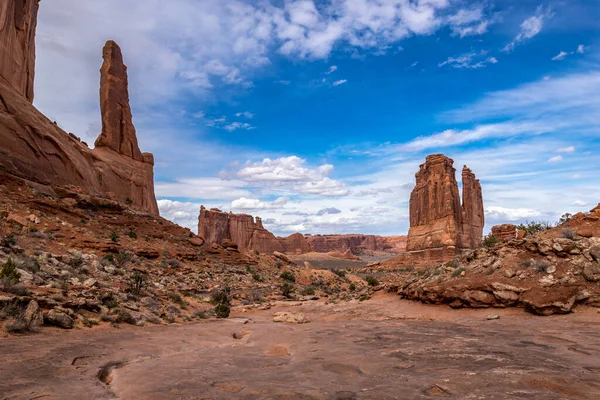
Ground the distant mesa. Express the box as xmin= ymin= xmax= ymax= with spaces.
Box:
xmin=198 ymin=206 xmax=406 ymax=255
xmin=406 ymin=154 xmax=484 ymax=262
xmin=0 ymin=0 xmax=158 ymax=215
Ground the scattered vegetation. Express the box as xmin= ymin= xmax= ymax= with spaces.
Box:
xmin=349 ymin=283 xmax=356 ymax=291
xmin=561 ymin=228 xmax=576 ymax=240
xmin=166 ymin=291 xmax=186 ymax=307
xmin=109 ymin=231 xmax=120 ymax=242
xmin=0 ymin=258 xmax=21 ymax=288
xmin=127 ymin=231 xmax=137 ymax=239
xmin=516 ymin=220 xmax=554 ymax=236
xmin=125 ymin=197 xmax=133 ymax=205
xmin=252 ymin=271 xmax=263 ymax=282
xmin=116 ymin=310 xmax=136 ymax=325
xmin=281 ymin=282 xmax=294 ymax=298
xmin=482 ymin=234 xmax=499 ymax=248
xmin=533 ymin=259 xmax=552 ymax=273
xmin=127 ymin=272 xmax=147 ymax=296
xmin=452 ymin=267 xmax=466 ymax=277
xmin=66 ymin=252 xmax=84 ymax=269
xmin=333 ymin=269 xmax=346 ymax=278
xmin=1 ymin=234 xmax=17 ymax=248
xmin=558 ymin=213 xmax=573 ymax=225
xmin=210 ymin=286 xmax=231 ymax=318
xmin=365 ymin=276 xmax=379 ymax=286
xmin=359 ymin=294 xmax=370 ymax=302
xmin=301 ymin=286 xmax=315 ymax=296
xmin=280 ymin=270 xmax=296 ymax=283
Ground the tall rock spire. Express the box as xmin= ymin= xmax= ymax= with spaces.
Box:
xmin=94 ymin=40 xmax=144 ymax=162
xmin=407 ymin=154 xmax=484 ymax=262
xmin=0 ymin=0 xmax=39 ymax=102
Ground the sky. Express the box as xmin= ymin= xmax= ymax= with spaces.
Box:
xmin=33 ymin=0 xmax=600 ymax=236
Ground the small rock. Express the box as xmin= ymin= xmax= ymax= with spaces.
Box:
xmin=15 ymin=268 xmax=33 ymax=281
xmin=487 ymin=314 xmax=500 ymax=320
xmin=82 ymin=278 xmax=97 ymax=288
xmin=546 ymin=265 xmax=556 ymax=274
xmin=273 ymin=312 xmax=309 ymax=324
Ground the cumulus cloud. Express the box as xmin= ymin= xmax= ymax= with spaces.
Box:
xmin=235 ymin=111 xmax=254 ymax=119
xmin=155 ymin=178 xmax=251 ymax=200
xmin=503 ymin=6 xmax=553 ymax=52
xmin=231 ymin=196 xmax=289 ymax=210
xmin=332 ymin=79 xmax=348 ymax=86
xmin=224 ymin=122 xmax=255 ymax=132
xmin=316 ymin=207 xmax=342 ymax=216
xmin=157 ymin=199 xmax=201 ymax=232
xmin=577 ymin=44 xmax=587 ymax=54
xmin=486 ymin=206 xmax=542 ymax=221
xmin=447 ymin=7 xmax=491 ymax=38
xmin=438 ymin=51 xmax=498 ymax=69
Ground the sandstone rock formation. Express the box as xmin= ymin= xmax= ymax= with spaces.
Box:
xmin=198 ymin=207 xmax=283 ymax=252
xmin=0 ymin=0 xmax=158 ymax=215
xmin=198 ymin=207 xmax=406 ymax=255
xmin=491 ymin=224 xmax=517 ymax=242
xmin=407 ymin=154 xmax=484 ymax=262
xmin=95 ymin=41 xmax=144 ymax=162
xmin=0 ymin=0 xmax=38 ymax=102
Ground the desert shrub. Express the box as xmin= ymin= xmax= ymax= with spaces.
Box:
xmin=516 ymin=221 xmax=554 ymax=236
xmin=127 ymin=272 xmax=147 ymax=296
xmin=5 ymin=284 xmax=30 ymax=296
xmin=18 ymin=255 xmax=40 ymax=274
xmin=67 ymin=252 xmax=84 ymax=269
xmin=301 ymin=286 xmax=316 ymax=296
xmin=192 ymin=310 xmax=209 ymax=319
xmin=127 ymin=231 xmax=137 ymax=239
xmin=102 ymin=294 xmax=120 ymax=309
xmin=166 ymin=291 xmax=185 ymax=306
xmin=210 ymin=286 xmax=231 ymax=306
xmin=116 ymin=310 xmax=136 ymax=325
xmin=349 ymin=283 xmax=356 ymax=291
xmin=4 ymin=311 xmax=34 ymax=334
xmin=519 ymin=259 xmax=533 ymax=268
xmin=333 ymin=269 xmax=346 ymax=278
xmin=452 ymin=267 xmax=466 ymax=277
xmin=533 ymin=259 xmax=552 ymax=273
xmin=125 ymin=197 xmax=133 ymax=205
xmin=359 ymin=294 xmax=370 ymax=302
xmin=28 ymin=226 xmax=38 ymax=233
xmin=109 ymin=231 xmax=119 ymax=242
xmin=561 ymin=228 xmax=576 ymax=240
xmin=0 ymin=258 xmax=20 ymax=287
xmin=365 ymin=276 xmax=379 ymax=286
xmin=214 ymin=304 xmax=230 ymax=318
xmin=447 ymin=259 xmax=461 ymax=269
xmin=114 ymin=251 xmax=133 ymax=268
xmin=252 ymin=271 xmax=263 ymax=282
xmin=281 ymin=282 xmax=294 ymax=298
xmin=1 ymin=234 xmax=17 ymax=248
xmin=249 ymin=288 xmax=263 ymax=303
xmin=0 ymin=302 xmax=24 ymax=321
xmin=275 ymin=260 xmax=284 ymax=268
xmin=161 ymin=258 xmax=181 ymax=268
xmin=482 ymin=234 xmax=499 ymax=249
xmin=558 ymin=213 xmax=573 ymax=225
xmin=280 ymin=270 xmax=296 ymax=283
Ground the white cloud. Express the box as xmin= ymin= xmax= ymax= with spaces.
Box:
xmin=332 ymin=79 xmax=347 ymax=86
xmin=235 ymin=111 xmax=254 ymax=119
xmin=486 ymin=206 xmax=542 ymax=221
xmin=327 ymin=65 xmax=338 ymax=74
xmin=556 ymin=146 xmax=575 ymax=153
xmin=571 ymin=200 xmax=588 ymax=207
xmin=438 ymin=51 xmax=498 ymax=69
xmin=503 ymin=6 xmax=553 ymax=52
xmin=447 ymin=8 xmax=490 ymax=38
xmin=547 ymin=155 xmax=563 ymax=163
xmin=577 ymin=44 xmax=587 ymax=54
xmin=157 ymin=199 xmax=201 ymax=232
xmin=231 ymin=197 xmax=288 ymax=210
xmin=316 ymin=207 xmax=342 ymax=216
xmin=294 ymin=177 xmax=350 ymax=197
xmin=224 ymin=122 xmax=254 ymax=132
xmin=155 ymin=178 xmax=251 ymax=200
xmin=552 ymin=51 xmax=568 ymax=61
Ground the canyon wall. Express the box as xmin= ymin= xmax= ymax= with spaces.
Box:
xmin=407 ymin=154 xmax=484 ymax=262
xmin=0 ymin=0 xmax=158 ymax=215
xmin=198 ymin=206 xmax=406 ymax=255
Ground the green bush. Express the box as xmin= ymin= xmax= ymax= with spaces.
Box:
xmin=0 ymin=258 xmax=21 ymax=287
xmin=558 ymin=213 xmax=573 ymax=225
xmin=109 ymin=231 xmax=120 ymax=242
xmin=359 ymin=294 xmax=370 ymax=302
xmin=116 ymin=310 xmax=136 ymax=325
xmin=452 ymin=267 xmax=465 ymax=277
xmin=214 ymin=304 xmax=230 ymax=318
xmin=128 ymin=231 xmax=137 ymax=239
xmin=281 ymin=282 xmax=294 ymax=298
xmin=516 ymin=221 xmax=554 ymax=236
xmin=333 ymin=269 xmax=346 ymax=278
xmin=280 ymin=270 xmax=296 ymax=283
xmin=127 ymin=272 xmax=147 ymax=296
xmin=252 ymin=271 xmax=263 ymax=282
xmin=365 ymin=276 xmax=378 ymax=286
xmin=349 ymin=283 xmax=356 ymax=291
xmin=482 ymin=234 xmax=499 ymax=248
xmin=301 ymin=286 xmax=315 ymax=296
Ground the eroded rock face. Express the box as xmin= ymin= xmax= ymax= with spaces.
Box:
xmin=306 ymin=234 xmax=406 ymax=255
xmin=407 ymin=155 xmax=484 ymax=262
xmin=0 ymin=0 xmax=38 ymax=102
xmin=94 ymin=40 xmax=143 ymax=162
xmin=0 ymin=3 xmax=159 ymax=216
xmin=491 ymin=224 xmax=517 ymax=242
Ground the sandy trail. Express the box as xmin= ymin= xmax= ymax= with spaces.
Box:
xmin=1 ymin=293 xmax=599 ymax=399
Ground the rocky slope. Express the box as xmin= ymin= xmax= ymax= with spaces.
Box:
xmin=0 ymin=171 xmax=371 ymax=333
xmin=365 ymin=205 xmax=600 ymax=315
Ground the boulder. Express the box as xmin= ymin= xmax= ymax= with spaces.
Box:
xmin=188 ymin=237 xmax=205 ymax=247
xmin=45 ymin=309 xmax=74 ymax=329
xmin=272 ymin=312 xmax=309 ymax=324
xmin=273 ymin=251 xmax=291 ymax=264
xmin=22 ymin=300 xmax=43 ymax=329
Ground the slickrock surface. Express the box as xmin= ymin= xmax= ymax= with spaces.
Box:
xmin=0 ymin=0 xmax=38 ymax=102
xmin=1 ymin=294 xmax=599 ymax=399
xmin=407 ymin=154 xmax=484 ymax=262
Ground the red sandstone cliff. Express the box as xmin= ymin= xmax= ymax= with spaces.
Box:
xmin=407 ymin=154 xmax=484 ymax=261
xmin=0 ymin=0 xmax=38 ymax=102
xmin=0 ymin=0 xmax=158 ymax=215
xmin=306 ymin=234 xmax=406 ymax=255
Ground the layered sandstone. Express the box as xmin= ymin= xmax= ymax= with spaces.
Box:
xmin=491 ymin=224 xmax=517 ymax=242
xmin=0 ymin=2 xmax=158 ymax=215
xmin=0 ymin=0 xmax=38 ymax=102
xmin=198 ymin=207 xmax=283 ymax=252
xmin=407 ymin=154 xmax=484 ymax=261
xmin=306 ymin=234 xmax=406 ymax=255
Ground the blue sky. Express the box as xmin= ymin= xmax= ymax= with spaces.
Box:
xmin=34 ymin=0 xmax=600 ymax=236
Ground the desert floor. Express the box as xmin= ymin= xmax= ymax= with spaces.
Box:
xmin=2 ymin=293 xmax=599 ymax=400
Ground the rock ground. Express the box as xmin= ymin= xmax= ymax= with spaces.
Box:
xmin=1 ymin=293 xmax=599 ymax=399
